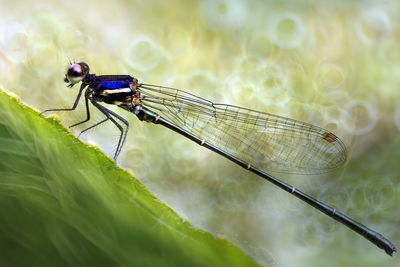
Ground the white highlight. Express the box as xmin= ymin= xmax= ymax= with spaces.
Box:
xmin=268 ymin=12 xmax=307 ymax=49
xmin=103 ymin=88 xmax=131 ymax=95
xmin=126 ymin=35 xmax=161 ymax=72
xmin=0 ymin=22 xmax=30 ymax=62
xmin=355 ymin=9 xmax=392 ymax=46
xmin=199 ymin=0 xmax=247 ymax=30
xmin=183 ymin=70 xmax=217 ymax=95
xmin=341 ymin=100 xmax=377 ymax=136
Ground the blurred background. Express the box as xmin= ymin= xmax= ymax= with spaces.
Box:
xmin=0 ymin=0 xmax=399 ymax=266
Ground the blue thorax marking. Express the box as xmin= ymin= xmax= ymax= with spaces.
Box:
xmin=99 ymin=80 xmax=131 ymax=89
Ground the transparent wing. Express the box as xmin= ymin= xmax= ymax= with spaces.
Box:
xmin=138 ymin=83 xmax=347 ymax=174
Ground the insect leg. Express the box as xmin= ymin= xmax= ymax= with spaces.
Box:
xmin=69 ymin=95 xmax=91 ymax=128
xmin=91 ymin=101 xmax=129 ymax=163
xmin=40 ymin=84 xmax=87 ymax=115
xmin=77 ymin=118 xmax=110 ymax=138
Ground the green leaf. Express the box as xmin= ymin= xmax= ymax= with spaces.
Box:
xmin=0 ymin=89 xmax=262 ymax=267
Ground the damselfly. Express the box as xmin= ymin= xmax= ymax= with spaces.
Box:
xmin=41 ymin=62 xmax=396 ymax=256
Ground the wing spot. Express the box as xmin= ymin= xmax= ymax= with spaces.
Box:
xmin=323 ymin=132 xmax=337 ymax=143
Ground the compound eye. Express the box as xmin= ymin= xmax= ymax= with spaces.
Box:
xmin=65 ymin=62 xmax=89 ymax=84
xmin=66 ymin=63 xmax=84 ymax=84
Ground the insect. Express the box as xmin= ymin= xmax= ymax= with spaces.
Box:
xmin=41 ymin=62 xmax=396 ymax=256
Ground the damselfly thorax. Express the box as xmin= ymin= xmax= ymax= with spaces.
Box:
xmin=85 ymin=75 xmax=143 ymax=114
